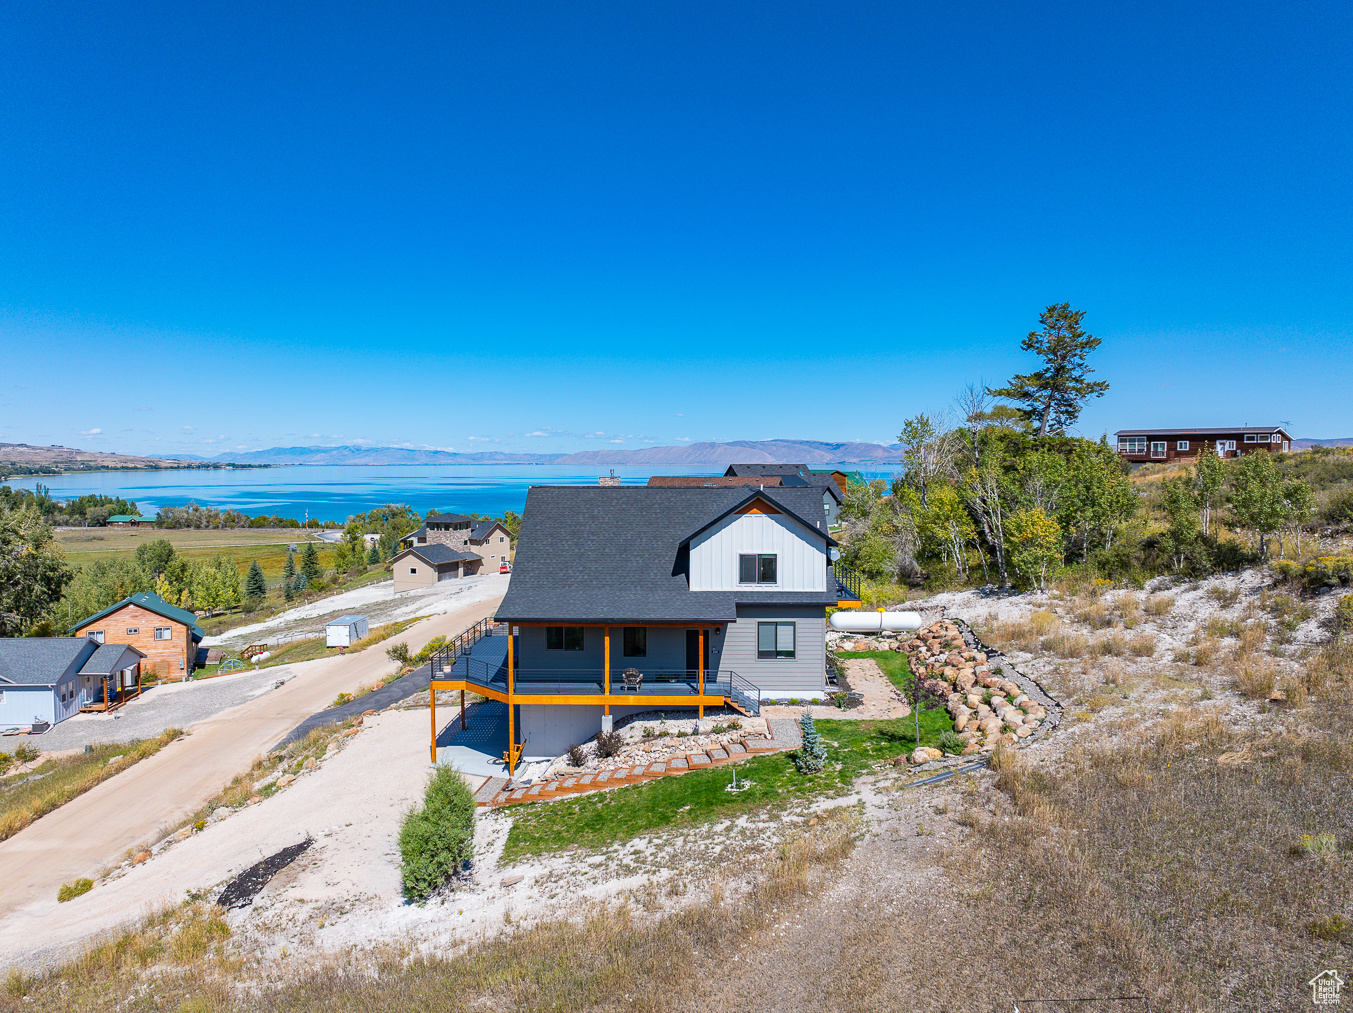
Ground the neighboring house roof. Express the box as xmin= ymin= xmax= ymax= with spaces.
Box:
xmin=0 ymin=638 xmax=98 ymax=686
xmin=79 ymin=643 xmax=147 ymax=676
xmin=469 ymin=519 xmax=509 ymax=541
xmin=68 ymin=591 xmax=206 ymax=641
xmin=107 ymin=515 xmax=157 ymax=523
xmin=1114 ymin=426 xmax=1292 ymax=437
xmin=390 ymin=545 xmax=483 ymax=567
xmin=496 ymin=485 xmax=838 ymax=624
xmin=426 ymin=512 xmax=472 ymax=525
xmin=724 ymin=464 xmax=843 ymax=502
xmin=647 ymin=476 xmax=785 ymax=488
xmin=401 ymin=526 xmax=429 ymax=542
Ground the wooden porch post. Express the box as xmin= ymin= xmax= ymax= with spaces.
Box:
xmin=698 ymin=627 xmax=705 ymax=719
xmin=460 ymin=688 xmax=466 ymax=730
xmin=507 ymin=627 xmax=516 ymax=776
xmin=430 ymin=681 xmax=438 ymax=764
xmin=604 ymin=626 xmax=611 ymax=715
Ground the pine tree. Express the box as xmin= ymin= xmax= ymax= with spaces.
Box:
xmin=283 ymin=550 xmax=296 ymax=582
xmin=367 ymin=541 xmax=380 ymax=564
xmin=794 ymin=711 xmax=826 ymax=774
xmin=301 ymin=542 xmax=321 ymax=583
xmin=283 ymin=576 xmax=295 ymax=602
xmin=987 ymin=304 xmax=1110 ymax=436
xmin=245 ymin=559 xmax=267 ymax=600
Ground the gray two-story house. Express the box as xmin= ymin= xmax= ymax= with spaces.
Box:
xmin=426 ymin=484 xmax=863 ymax=769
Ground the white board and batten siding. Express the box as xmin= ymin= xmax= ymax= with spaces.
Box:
xmin=688 ymin=512 xmax=826 ymax=592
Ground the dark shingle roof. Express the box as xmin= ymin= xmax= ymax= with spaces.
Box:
xmin=0 ymin=638 xmax=98 ymax=686
xmin=79 ymin=643 xmax=146 ymax=676
xmin=647 ymin=475 xmax=784 ymax=488
xmin=470 ymin=519 xmax=508 ymax=541
xmin=427 ymin=512 xmax=472 ymax=525
xmin=722 ymin=464 xmax=842 ymax=502
xmin=725 ymin=463 xmax=810 ymax=478
xmin=402 ymin=525 xmax=428 ymax=541
xmin=496 ymin=486 xmax=837 ymax=623
xmin=391 ymin=545 xmax=482 ymax=566
xmin=69 ymin=592 xmax=205 ymax=641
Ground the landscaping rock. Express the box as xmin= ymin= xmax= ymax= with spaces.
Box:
xmin=277 ymin=774 xmax=296 ymax=788
xmin=132 ymin=850 xmax=151 ymax=865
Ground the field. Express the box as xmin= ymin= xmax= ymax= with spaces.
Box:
xmin=56 ymin=528 xmax=333 ymax=582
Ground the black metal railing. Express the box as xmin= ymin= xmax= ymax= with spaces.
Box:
xmin=830 ymin=562 xmax=863 ymax=601
xmin=429 ymin=617 xmax=505 ymax=680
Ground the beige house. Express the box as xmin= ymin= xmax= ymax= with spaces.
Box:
xmin=469 ymin=520 xmax=513 ymax=569
xmin=389 ymin=544 xmax=482 ymax=592
xmin=402 ymin=515 xmax=513 ymax=570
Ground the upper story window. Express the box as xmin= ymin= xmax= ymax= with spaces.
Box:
xmin=90 ymin=630 xmax=105 ymax=644
xmin=738 ymin=553 xmax=777 ymax=584
xmin=546 ymin=626 xmax=585 ymax=651
xmin=1118 ymin=437 xmax=1147 ymax=454
xmin=622 ymin=627 xmax=646 ymax=657
xmin=126 ymin=627 xmax=139 ymax=635
xmin=155 ymin=627 xmax=172 ymax=641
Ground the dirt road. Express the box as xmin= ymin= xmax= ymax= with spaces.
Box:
xmin=0 ymin=587 xmax=504 ymax=924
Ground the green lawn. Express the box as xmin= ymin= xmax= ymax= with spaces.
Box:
xmin=500 ymin=716 xmax=944 ymax=862
xmin=836 ymin=648 xmax=912 ymax=692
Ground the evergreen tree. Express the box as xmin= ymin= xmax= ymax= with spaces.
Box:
xmin=300 ymin=542 xmax=321 ymax=583
xmin=283 ymin=576 xmax=295 ymax=602
xmin=282 ymin=550 xmax=296 ymax=582
xmin=987 ymin=304 xmax=1110 ymax=436
xmin=245 ymin=559 xmax=267 ymax=600
xmin=794 ymin=712 xmax=826 ymax=774
xmin=367 ymin=541 xmax=380 ymax=564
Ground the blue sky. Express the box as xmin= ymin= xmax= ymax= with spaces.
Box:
xmin=1 ymin=1 xmax=1350 ymax=457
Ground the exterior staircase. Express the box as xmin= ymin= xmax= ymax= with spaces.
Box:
xmin=483 ymin=732 xmax=783 ymax=807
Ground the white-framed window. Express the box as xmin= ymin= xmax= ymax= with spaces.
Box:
xmin=409 ymin=567 xmax=417 ymax=574
xmin=1150 ymin=442 xmax=1167 ymax=457
xmin=1282 ymin=441 xmax=1290 ymax=451
xmin=757 ymin=622 xmax=796 ymax=660
xmin=155 ymin=627 xmax=172 ymax=641
xmin=1117 ymin=437 xmax=1148 ymax=454
xmin=738 ymin=553 xmax=778 ymax=584
xmin=1244 ymin=433 xmax=1258 ymax=442
xmin=1177 ymin=441 xmax=1190 ymax=451
xmin=90 ymin=630 xmax=105 ymax=644
xmin=126 ymin=627 xmax=139 ymax=635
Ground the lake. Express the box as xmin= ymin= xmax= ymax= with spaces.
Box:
xmin=5 ymin=464 xmax=897 ymax=523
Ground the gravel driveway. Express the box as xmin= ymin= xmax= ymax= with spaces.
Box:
xmin=27 ymin=668 xmax=292 ymax=751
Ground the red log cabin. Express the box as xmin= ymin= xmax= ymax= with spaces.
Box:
xmin=1114 ymin=426 xmax=1293 ymax=463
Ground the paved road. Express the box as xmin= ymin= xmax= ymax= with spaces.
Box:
xmin=0 ymin=589 xmax=505 ymax=920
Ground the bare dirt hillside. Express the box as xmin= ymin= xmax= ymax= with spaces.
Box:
xmin=0 ymin=442 xmax=214 ymax=473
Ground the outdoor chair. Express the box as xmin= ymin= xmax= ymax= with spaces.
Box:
xmin=622 ymin=667 xmax=643 ymax=691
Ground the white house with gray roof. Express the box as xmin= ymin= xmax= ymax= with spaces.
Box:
xmin=427 ymin=484 xmax=864 ymax=769
xmin=0 ymin=638 xmax=146 ymax=731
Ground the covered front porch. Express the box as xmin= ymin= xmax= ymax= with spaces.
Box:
xmin=428 ymin=621 xmax=756 ymax=774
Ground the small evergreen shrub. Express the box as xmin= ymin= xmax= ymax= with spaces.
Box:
xmin=794 ymin=712 xmax=826 ymax=774
xmin=385 ymin=642 xmax=412 ymax=665
xmin=566 ymin=744 xmax=588 ymax=767
xmin=399 ymin=766 xmax=476 ymax=903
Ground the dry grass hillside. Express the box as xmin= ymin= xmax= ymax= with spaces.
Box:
xmin=2 ymin=569 xmax=1350 ymax=1012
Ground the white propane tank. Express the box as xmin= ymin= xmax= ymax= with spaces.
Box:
xmin=253 ymin=651 xmax=272 ymax=663
xmin=829 ymin=610 xmax=923 ymax=633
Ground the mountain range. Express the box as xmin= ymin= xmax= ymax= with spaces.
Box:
xmin=165 ymin=439 xmax=910 ymax=467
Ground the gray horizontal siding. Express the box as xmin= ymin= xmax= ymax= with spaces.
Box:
xmin=718 ymin=604 xmax=826 ymax=699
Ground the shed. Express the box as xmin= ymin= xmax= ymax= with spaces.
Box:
xmin=325 ymin=615 xmax=370 ymax=648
